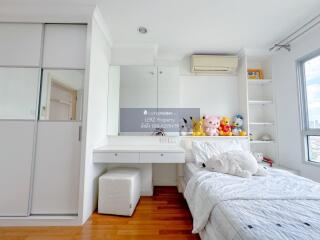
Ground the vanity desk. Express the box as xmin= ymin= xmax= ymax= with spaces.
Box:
xmin=93 ymin=144 xmax=185 ymax=196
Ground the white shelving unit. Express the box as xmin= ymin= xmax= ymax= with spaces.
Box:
xmin=246 ymin=55 xmax=278 ymax=163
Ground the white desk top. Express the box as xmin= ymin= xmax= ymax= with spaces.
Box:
xmin=94 ymin=145 xmax=185 ymax=153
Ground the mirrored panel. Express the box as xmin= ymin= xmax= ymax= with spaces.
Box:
xmin=39 ymin=69 xmax=84 ymax=121
xmin=119 ymin=66 xmax=157 ymax=108
xmin=0 ymin=67 xmax=40 ymax=120
xmin=107 ymin=65 xmax=183 ymax=136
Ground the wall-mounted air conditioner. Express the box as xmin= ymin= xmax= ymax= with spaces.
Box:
xmin=191 ymin=55 xmax=239 ymax=74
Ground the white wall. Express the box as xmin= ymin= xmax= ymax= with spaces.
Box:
xmin=272 ymin=24 xmax=320 ymax=182
xmin=179 ymin=57 xmax=240 ymax=117
xmin=107 ymin=66 xmax=120 ymax=135
xmin=80 ymin=11 xmax=112 ymax=224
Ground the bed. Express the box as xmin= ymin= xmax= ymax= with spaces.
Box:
xmin=182 ymin=162 xmax=320 ymax=240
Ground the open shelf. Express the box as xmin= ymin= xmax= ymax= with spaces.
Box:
xmin=249 ymin=100 xmax=273 ymax=105
xmin=250 ymin=140 xmax=274 ymax=144
xmin=250 ymin=122 xmax=274 ymax=126
xmin=248 ymin=79 xmax=272 ymax=84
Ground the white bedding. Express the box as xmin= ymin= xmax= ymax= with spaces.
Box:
xmin=184 ymin=162 xmax=202 ymax=183
xmin=184 ymin=168 xmax=320 ymax=239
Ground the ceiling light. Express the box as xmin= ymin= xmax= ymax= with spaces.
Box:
xmin=138 ymin=26 xmax=148 ymax=34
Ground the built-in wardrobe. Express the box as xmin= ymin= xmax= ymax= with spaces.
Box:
xmin=0 ymin=23 xmax=86 ymax=216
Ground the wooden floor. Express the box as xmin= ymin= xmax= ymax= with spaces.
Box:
xmin=0 ymin=187 xmax=200 ymax=240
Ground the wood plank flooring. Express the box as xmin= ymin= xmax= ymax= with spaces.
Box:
xmin=0 ymin=187 xmax=200 ymax=240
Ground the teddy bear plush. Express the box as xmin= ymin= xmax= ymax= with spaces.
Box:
xmin=204 ymin=150 xmax=267 ymax=178
xmin=231 ymin=114 xmax=247 ymax=136
xmin=203 ymin=115 xmax=220 ymax=136
xmin=191 ymin=117 xmax=206 ymax=136
xmin=219 ymin=117 xmax=232 ymax=136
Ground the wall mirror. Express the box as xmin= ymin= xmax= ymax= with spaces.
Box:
xmin=39 ymin=69 xmax=84 ymax=121
xmin=0 ymin=67 xmax=40 ymax=120
xmin=107 ymin=65 xmax=181 ymax=136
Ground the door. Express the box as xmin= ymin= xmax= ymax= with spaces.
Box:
xmin=31 ymin=122 xmax=81 ymax=214
xmin=32 ymin=69 xmax=84 ymax=215
xmin=0 ymin=67 xmax=40 ymax=216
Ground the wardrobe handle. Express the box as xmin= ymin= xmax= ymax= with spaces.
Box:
xmin=78 ymin=126 xmax=82 ymax=141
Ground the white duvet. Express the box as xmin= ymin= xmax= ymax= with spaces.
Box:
xmin=184 ymin=168 xmax=320 ymax=238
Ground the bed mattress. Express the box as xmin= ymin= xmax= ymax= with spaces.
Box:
xmin=184 ymin=168 xmax=320 ymax=240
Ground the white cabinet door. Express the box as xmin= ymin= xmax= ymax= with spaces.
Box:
xmin=0 ymin=121 xmax=35 ymax=216
xmin=0 ymin=23 xmax=42 ymax=66
xmin=31 ymin=122 xmax=81 ymax=214
xmin=43 ymin=24 xmax=87 ymax=69
xmin=158 ymin=66 xmax=180 ymax=108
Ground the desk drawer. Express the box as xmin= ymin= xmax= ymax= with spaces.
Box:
xmin=93 ymin=152 xmax=139 ymax=163
xmin=140 ymin=152 xmax=185 ymax=163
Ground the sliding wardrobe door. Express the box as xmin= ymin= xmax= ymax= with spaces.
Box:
xmin=31 ymin=122 xmax=81 ymax=214
xmin=31 ymin=69 xmax=84 ymax=215
xmin=42 ymin=24 xmax=87 ymax=69
xmin=0 ymin=23 xmax=42 ymax=66
xmin=0 ymin=67 xmax=40 ymax=216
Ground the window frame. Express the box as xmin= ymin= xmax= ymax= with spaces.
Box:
xmin=297 ymin=49 xmax=320 ymax=164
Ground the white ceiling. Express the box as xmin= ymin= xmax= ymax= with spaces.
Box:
xmin=98 ymin=0 xmax=320 ymax=59
xmin=1 ymin=0 xmax=320 ymax=60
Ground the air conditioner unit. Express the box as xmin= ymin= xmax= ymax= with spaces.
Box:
xmin=191 ymin=55 xmax=239 ymax=74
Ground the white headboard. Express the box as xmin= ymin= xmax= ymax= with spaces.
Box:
xmin=180 ymin=136 xmax=250 ymax=161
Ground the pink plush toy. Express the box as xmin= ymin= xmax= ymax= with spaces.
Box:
xmin=203 ymin=115 xmax=220 ymax=136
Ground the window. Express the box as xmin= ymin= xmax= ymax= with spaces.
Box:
xmin=299 ymin=53 xmax=320 ymax=163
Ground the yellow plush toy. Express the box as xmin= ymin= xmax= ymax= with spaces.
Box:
xmin=219 ymin=117 xmax=233 ymax=136
xmin=191 ymin=117 xmax=206 ymax=136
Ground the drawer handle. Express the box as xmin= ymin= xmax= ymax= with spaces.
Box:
xmin=160 ymin=153 xmax=164 ymax=157
xmin=115 ymin=153 xmax=118 ymax=156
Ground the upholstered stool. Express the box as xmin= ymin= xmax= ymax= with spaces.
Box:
xmin=98 ymin=168 xmax=141 ymax=216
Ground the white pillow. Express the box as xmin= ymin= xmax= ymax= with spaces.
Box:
xmin=192 ymin=141 xmax=243 ymax=165
xmin=205 ymin=150 xmax=267 ymax=177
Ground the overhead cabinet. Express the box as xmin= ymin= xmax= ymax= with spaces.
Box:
xmin=0 ymin=23 xmax=42 ymax=66
xmin=42 ymin=24 xmax=87 ymax=69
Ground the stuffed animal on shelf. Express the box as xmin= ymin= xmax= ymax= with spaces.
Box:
xmin=231 ymin=114 xmax=247 ymax=136
xmin=203 ymin=115 xmax=220 ymax=136
xmin=190 ymin=117 xmax=206 ymax=136
xmin=219 ymin=116 xmax=232 ymax=136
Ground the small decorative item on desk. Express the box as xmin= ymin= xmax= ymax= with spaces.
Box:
xmin=231 ymin=114 xmax=247 ymax=136
xmin=219 ymin=116 xmax=233 ymax=136
xmin=248 ymin=69 xmax=264 ymax=79
xmin=180 ymin=118 xmax=192 ymax=136
xmin=203 ymin=115 xmax=220 ymax=136
xmin=152 ymin=128 xmax=166 ymax=136
xmin=190 ymin=117 xmax=206 ymax=136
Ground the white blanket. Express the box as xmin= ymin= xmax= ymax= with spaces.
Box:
xmin=184 ymin=168 xmax=320 ymax=234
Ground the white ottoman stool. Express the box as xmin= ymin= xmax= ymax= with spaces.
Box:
xmin=98 ymin=168 xmax=141 ymax=216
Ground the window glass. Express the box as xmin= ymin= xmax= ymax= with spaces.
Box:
xmin=308 ymin=136 xmax=320 ymax=163
xmin=304 ymin=55 xmax=320 ymax=128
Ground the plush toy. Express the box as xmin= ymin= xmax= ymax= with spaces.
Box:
xmin=231 ymin=114 xmax=247 ymax=136
xmin=190 ymin=117 xmax=206 ymax=136
xmin=204 ymin=150 xmax=267 ymax=178
xmin=219 ymin=117 xmax=232 ymax=136
xmin=203 ymin=115 xmax=220 ymax=136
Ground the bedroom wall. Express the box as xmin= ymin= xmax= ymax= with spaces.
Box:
xmin=179 ymin=56 xmax=240 ymax=118
xmin=272 ymin=24 xmax=320 ymax=182
xmin=79 ymin=9 xmax=112 ymax=224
